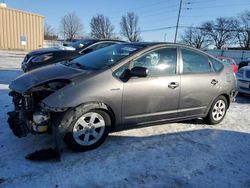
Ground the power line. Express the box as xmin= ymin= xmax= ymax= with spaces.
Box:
xmin=179 ymin=25 xmax=249 ymax=32
xmin=184 ymin=0 xmax=218 ymax=4
xmin=80 ymin=0 xmax=177 ymax=19
xmin=135 ymin=25 xmax=250 ymax=33
xmin=109 ymin=6 xmax=179 ymax=23
xmin=141 ymin=26 xmax=176 ymax=32
xmin=110 ymin=0 xmax=172 ymax=14
xmin=89 ymin=6 xmax=179 ymax=27
xmin=183 ymin=2 xmax=250 ymax=10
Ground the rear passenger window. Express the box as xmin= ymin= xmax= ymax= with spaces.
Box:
xmin=209 ymin=58 xmax=224 ymax=72
xmin=182 ymin=49 xmax=211 ymax=74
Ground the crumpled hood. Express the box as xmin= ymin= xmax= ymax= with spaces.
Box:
xmin=28 ymin=46 xmax=76 ymax=56
xmin=9 ymin=63 xmax=88 ymax=94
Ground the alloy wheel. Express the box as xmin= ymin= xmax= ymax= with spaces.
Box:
xmin=212 ymin=99 xmax=226 ymax=121
xmin=73 ymin=112 xmax=105 ymax=146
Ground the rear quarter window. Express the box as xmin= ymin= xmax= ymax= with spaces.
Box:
xmin=210 ymin=58 xmax=224 ymax=72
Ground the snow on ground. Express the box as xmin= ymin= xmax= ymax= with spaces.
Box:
xmin=0 ymin=50 xmax=26 ymax=70
xmin=0 ymin=51 xmax=250 ymax=188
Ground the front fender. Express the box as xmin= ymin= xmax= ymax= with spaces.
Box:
xmin=42 ymin=70 xmax=123 ymax=126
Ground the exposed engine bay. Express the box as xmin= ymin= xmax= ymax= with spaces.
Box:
xmin=7 ymin=80 xmax=69 ymax=138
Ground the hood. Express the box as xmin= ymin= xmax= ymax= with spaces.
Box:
xmin=9 ymin=63 xmax=89 ymax=94
xmin=28 ymin=46 xmax=76 ymax=56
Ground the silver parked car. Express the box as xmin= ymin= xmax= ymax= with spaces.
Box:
xmin=236 ymin=66 xmax=250 ymax=95
xmin=8 ymin=42 xmax=237 ymax=152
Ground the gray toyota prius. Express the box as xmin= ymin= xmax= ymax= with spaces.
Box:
xmin=8 ymin=42 xmax=237 ymax=153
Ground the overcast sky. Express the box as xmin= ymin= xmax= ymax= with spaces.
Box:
xmin=5 ymin=0 xmax=250 ymax=42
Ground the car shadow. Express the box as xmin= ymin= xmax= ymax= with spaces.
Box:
xmin=180 ymin=118 xmax=205 ymax=125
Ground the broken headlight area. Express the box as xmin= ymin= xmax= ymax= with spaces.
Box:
xmin=8 ymin=91 xmax=50 ymax=137
xmin=7 ymin=80 xmax=70 ymax=138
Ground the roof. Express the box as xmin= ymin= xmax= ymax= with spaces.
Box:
xmin=121 ymin=42 xmax=208 ymax=52
xmin=216 ymin=56 xmax=235 ymax=60
xmin=128 ymin=42 xmax=167 ymax=47
xmin=74 ymin=38 xmax=126 ymax=43
xmin=240 ymin=60 xmax=250 ymax=63
xmin=0 ymin=6 xmax=44 ymax=18
xmin=240 ymin=65 xmax=250 ymax=70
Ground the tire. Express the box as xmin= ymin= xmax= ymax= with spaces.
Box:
xmin=63 ymin=108 xmax=111 ymax=152
xmin=203 ymin=95 xmax=228 ymax=125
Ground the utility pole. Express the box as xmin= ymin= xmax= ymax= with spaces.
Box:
xmin=174 ymin=0 xmax=183 ymax=43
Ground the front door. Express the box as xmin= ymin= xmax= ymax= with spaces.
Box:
xmin=121 ymin=47 xmax=180 ymax=126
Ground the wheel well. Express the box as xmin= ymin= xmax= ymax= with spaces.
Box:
xmin=77 ymin=102 xmax=116 ymax=132
xmin=97 ymin=107 xmax=116 ymax=132
xmin=221 ymin=93 xmax=230 ymax=107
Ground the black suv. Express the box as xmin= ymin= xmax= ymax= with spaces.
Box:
xmin=21 ymin=39 xmax=124 ymax=72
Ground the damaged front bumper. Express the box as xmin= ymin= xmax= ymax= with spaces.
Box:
xmin=7 ymin=91 xmax=51 ymax=138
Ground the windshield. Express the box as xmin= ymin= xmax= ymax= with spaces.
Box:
xmin=68 ymin=40 xmax=97 ymax=50
xmin=67 ymin=44 xmax=144 ymax=70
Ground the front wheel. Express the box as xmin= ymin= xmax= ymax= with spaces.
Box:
xmin=204 ymin=96 xmax=228 ymax=125
xmin=64 ymin=109 xmax=111 ymax=152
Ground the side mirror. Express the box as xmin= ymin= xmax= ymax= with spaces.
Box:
xmin=130 ymin=66 xmax=148 ymax=78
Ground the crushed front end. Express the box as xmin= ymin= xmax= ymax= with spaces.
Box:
xmin=7 ymin=80 xmax=70 ymax=138
xmin=8 ymin=91 xmax=50 ymax=137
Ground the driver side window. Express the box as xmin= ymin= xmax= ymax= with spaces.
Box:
xmin=131 ymin=48 xmax=177 ymax=77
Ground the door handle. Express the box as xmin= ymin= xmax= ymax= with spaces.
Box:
xmin=211 ymin=79 xmax=218 ymax=85
xmin=168 ymin=82 xmax=179 ymax=89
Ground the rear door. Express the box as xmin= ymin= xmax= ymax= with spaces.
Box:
xmin=178 ymin=48 xmax=221 ymax=117
xmin=120 ymin=47 xmax=180 ymax=126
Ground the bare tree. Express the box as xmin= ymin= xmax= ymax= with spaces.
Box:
xmin=60 ymin=12 xmax=83 ymax=41
xmin=181 ymin=25 xmax=210 ymax=49
xmin=44 ymin=23 xmax=55 ymax=37
xmin=236 ymin=10 xmax=250 ymax=49
xmin=203 ymin=17 xmax=237 ymax=49
xmin=90 ymin=14 xmax=114 ymax=39
xmin=44 ymin=23 xmax=58 ymax=40
xmin=120 ymin=12 xmax=141 ymax=42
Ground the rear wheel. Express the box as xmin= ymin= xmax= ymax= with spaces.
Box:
xmin=204 ymin=96 xmax=228 ymax=125
xmin=64 ymin=109 xmax=111 ymax=152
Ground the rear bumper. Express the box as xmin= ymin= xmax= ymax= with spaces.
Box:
xmin=237 ymin=87 xmax=250 ymax=94
xmin=237 ymin=80 xmax=250 ymax=95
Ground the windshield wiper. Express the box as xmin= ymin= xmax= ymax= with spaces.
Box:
xmin=72 ymin=62 xmax=97 ymax=70
xmin=62 ymin=60 xmax=71 ymax=66
xmin=63 ymin=61 xmax=98 ymax=70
